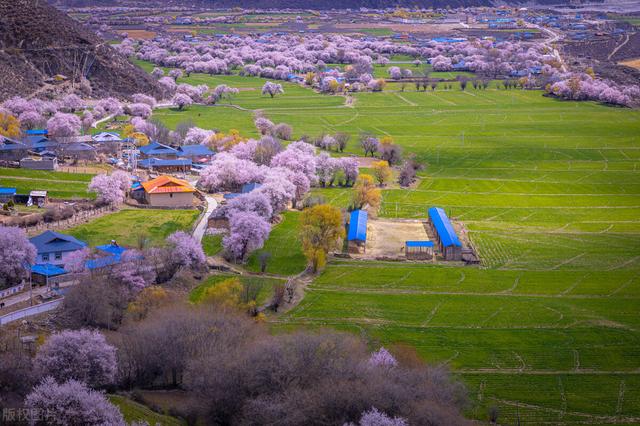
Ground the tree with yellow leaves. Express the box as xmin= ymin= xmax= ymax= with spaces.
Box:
xmin=0 ymin=113 xmax=21 ymax=139
xmin=300 ymin=204 xmax=344 ymax=273
xmin=201 ymin=277 xmax=260 ymax=317
xmin=372 ymin=160 xmax=392 ymax=186
xmin=206 ymin=129 xmax=245 ymax=151
xmin=304 ymin=72 xmax=315 ymax=86
xmin=352 ymin=174 xmax=381 ymax=212
xmin=122 ymin=124 xmax=150 ymax=146
xmin=126 ymin=286 xmax=170 ymax=321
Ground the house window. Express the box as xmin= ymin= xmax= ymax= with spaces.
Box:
xmin=55 ymin=252 xmax=62 ymax=260
xmin=42 ymin=253 xmax=49 ymax=261
xmin=170 ymin=193 xmax=173 ymax=198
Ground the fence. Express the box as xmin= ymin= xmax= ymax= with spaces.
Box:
xmin=22 ymin=206 xmax=113 ymax=234
xmin=0 ymin=283 xmax=25 ymax=299
xmin=0 ymin=299 xmax=62 ymax=326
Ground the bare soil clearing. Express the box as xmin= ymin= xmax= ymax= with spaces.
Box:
xmin=364 ymin=219 xmax=430 ymax=258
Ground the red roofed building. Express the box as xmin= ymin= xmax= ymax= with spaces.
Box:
xmin=142 ymin=175 xmax=195 ymax=207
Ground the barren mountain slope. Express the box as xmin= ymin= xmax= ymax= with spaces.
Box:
xmin=0 ymin=0 xmax=160 ymax=101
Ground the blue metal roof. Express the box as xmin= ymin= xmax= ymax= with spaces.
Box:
xmin=0 ymin=187 xmax=17 ymax=195
xmin=405 ymin=241 xmax=434 ymax=248
xmin=25 ymin=129 xmax=48 ymax=135
xmin=85 ymin=255 xmax=120 ymax=270
xmin=138 ymin=158 xmax=192 ymax=168
xmin=31 ymin=263 xmax=67 ymax=277
xmin=29 ymin=231 xmax=87 ymax=254
xmin=347 ymin=209 xmax=368 ymax=242
xmin=178 ymin=144 xmax=214 ymax=157
xmin=223 ymin=193 xmax=242 ymax=200
xmin=139 ymin=141 xmax=178 ymax=156
xmin=131 ymin=182 xmax=143 ymax=191
xmin=1 ymin=137 xmax=27 ymax=151
xmin=241 ymin=182 xmax=262 ymax=193
xmin=428 ymin=207 xmax=461 ymax=248
xmin=96 ymin=244 xmax=128 ymax=257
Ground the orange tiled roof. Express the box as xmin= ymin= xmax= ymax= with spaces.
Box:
xmin=141 ymin=175 xmax=195 ymax=194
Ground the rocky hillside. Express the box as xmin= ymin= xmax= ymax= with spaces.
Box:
xmin=0 ymin=0 xmax=160 ymax=101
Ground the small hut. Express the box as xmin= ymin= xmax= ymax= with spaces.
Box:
xmin=405 ymin=241 xmax=434 ymax=260
xmin=347 ymin=209 xmax=368 ymax=254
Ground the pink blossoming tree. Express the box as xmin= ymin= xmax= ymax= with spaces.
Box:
xmin=25 ymin=378 xmax=125 ymax=426
xmin=34 ymin=329 xmax=117 ymax=387
xmin=0 ymin=226 xmax=37 ymax=287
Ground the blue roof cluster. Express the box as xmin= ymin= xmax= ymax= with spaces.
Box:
xmin=428 ymin=207 xmax=461 ymax=248
xmin=347 ymin=209 xmax=368 ymax=242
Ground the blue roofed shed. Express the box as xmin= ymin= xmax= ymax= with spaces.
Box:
xmin=347 ymin=209 xmax=368 ymax=253
xmin=428 ymin=207 xmax=462 ymax=261
xmin=405 ymin=240 xmax=434 ymax=260
xmin=0 ymin=187 xmax=16 ymax=203
xmin=31 ymin=263 xmax=67 ymax=277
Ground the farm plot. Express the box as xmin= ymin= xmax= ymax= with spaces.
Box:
xmin=0 ymin=167 xmax=94 ymax=199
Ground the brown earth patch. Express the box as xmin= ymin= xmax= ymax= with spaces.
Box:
xmin=120 ymin=29 xmax=157 ymax=40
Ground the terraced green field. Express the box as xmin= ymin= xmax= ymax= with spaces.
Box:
xmin=0 ymin=167 xmax=94 ymax=199
xmin=136 ymin=63 xmax=640 ymax=424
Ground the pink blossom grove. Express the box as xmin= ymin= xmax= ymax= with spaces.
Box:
xmin=0 ymin=226 xmax=37 ymax=287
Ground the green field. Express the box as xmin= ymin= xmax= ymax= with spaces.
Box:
xmin=0 ymin=167 xmax=94 ymax=199
xmin=134 ymin=61 xmax=640 ymax=424
xmin=67 ymin=208 xmax=200 ymax=248
xmin=202 ymin=233 xmax=223 ymax=256
xmin=189 ymin=273 xmax=285 ymax=305
xmin=109 ymin=395 xmax=185 ymax=426
xmin=246 ymin=211 xmax=307 ymax=276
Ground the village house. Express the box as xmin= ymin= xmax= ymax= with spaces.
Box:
xmin=138 ymin=157 xmax=192 ymax=173
xmin=0 ymin=137 xmax=29 ymax=162
xmin=139 ymin=141 xmax=179 ymax=159
xmin=177 ymin=144 xmax=215 ymax=163
xmin=29 ymin=231 xmax=87 ymax=266
xmin=92 ymin=132 xmax=122 ymax=144
xmin=141 ymin=175 xmax=196 ymax=207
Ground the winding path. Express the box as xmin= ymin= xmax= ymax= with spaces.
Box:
xmin=192 ymin=193 xmax=217 ymax=242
